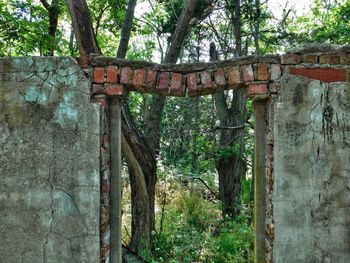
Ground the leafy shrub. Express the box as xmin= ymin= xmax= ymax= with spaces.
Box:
xmin=147 ymin=182 xmax=254 ymax=263
xmin=211 ymin=217 xmax=254 ymax=263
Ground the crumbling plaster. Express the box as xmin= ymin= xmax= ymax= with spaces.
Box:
xmin=272 ymin=74 xmax=350 ymax=262
xmin=0 ymin=57 xmax=100 ymax=262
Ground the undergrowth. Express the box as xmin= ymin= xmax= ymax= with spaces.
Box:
xmin=146 ymin=177 xmax=254 ymax=263
xmin=122 ymin=166 xmax=254 ymax=263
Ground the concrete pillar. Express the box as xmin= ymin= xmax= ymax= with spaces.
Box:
xmin=110 ymin=99 xmax=122 ymax=263
xmin=254 ymin=101 xmax=268 ymax=263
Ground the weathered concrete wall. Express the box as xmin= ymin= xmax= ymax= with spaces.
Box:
xmin=272 ymin=74 xmax=350 ymax=262
xmin=0 ymin=57 xmax=100 ymax=262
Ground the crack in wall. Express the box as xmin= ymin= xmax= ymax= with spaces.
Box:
xmin=42 ymin=184 xmax=55 ymax=263
xmin=1 ymin=57 xmax=100 ymax=263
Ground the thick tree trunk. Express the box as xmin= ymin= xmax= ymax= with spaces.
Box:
xmin=121 ymin=104 xmax=156 ymax=253
xmin=121 ymin=132 xmax=151 ymax=253
xmin=214 ymin=89 xmax=247 ymax=218
xmin=65 ymin=0 xmax=101 ymax=58
xmin=211 ymin=39 xmax=246 ymax=218
xmin=117 ymin=0 xmax=199 ymax=253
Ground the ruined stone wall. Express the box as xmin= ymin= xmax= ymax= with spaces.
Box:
xmin=268 ymin=47 xmax=350 ymax=262
xmin=0 ymin=57 xmax=101 ymax=262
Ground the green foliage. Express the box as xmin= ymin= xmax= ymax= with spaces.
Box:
xmin=144 ymin=182 xmax=254 ymax=263
xmin=88 ymin=0 xmax=127 ymax=56
xmin=0 ymin=0 xmax=49 ymax=56
xmin=0 ymin=0 xmax=79 ymax=56
xmin=127 ymin=39 xmax=155 ymax=61
xmin=310 ymin=0 xmax=350 ymax=44
xmin=160 ymin=96 xmax=217 ymax=175
xmin=177 ymin=192 xmax=215 ymax=229
xmin=282 ymin=0 xmax=350 ymax=47
xmin=242 ymin=179 xmax=253 ymax=204
xmin=214 ymin=217 xmax=254 ymax=263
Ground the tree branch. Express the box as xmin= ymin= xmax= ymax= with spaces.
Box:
xmin=205 ymin=124 xmax=246 ymax=133
xmin=191 ymin=177 xmax=219 ymax=199
xmin=117 ymin=0 xmax=137 ymax=58
xmin=40 ymin=0 xmax=50 ymax=10
xmin=165 ymin=0 xmax=198 ymax=63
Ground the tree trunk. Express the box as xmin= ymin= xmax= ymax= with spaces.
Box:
xmin=120 ymin=103 xmax=156 ymax=253
xmin=117 ymin=0 xmax=137 ymax=59
xmin=117 ymin=0 xmax=199 ymax=253
xmin=254 ymin=0 xmax=261 ymax=54
xmin=65 ymin=0 xmax=101 ymax=58
xmin=40 ymin=0 xmax=60 ymax=56
xmin=214 ymin=88 xmax=247 ymax=218
xmin=211 ymin=7 xmax=247 ymax=217
xmin=164 ymin=0 xmax=198 ymax=63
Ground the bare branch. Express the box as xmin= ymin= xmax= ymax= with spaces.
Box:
xmin=191 ymin=177 xmax=219 ymax=199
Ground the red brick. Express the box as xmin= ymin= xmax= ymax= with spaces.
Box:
xmin=281 ymin=54 xmax=301 ymax=65
xmin=170 ymin=73 xmax=184 ymax=96
xmin=247 ymin=83 xmax=268 ymax=96
xmin=242 ymin=65 xmax=254 ymax=82
xmin=157 ymin=72 xmax=170 ymax=95
xmin=340 ymin=54 xmax=350 ymax=65
xmin=120 ymin=67 xmax=133 ymax=84
xmin=145 ymin=70 xmax=157 ymax=91
xmin=255 ymin=64 xmax=269 ymax=80
xmin=319 ymin=54 xmax=340 ymax=64
xmin=106 ymin=66 xmax=118 ymax=83
xmin=214 ymin=69 xmax=226 ymax=87
xmin=200 ymin=71 xmax=214 ymax=93
xmin=133 ymin=69 xmax=145 ymax=90
xmin=270 ymin=64 xmax=281 ymax=81
xmin=289 ymin=67 xmax=346 ymax=82
xmin=187 ymin=73 xmax=198 ymax=96
xmin=301 ymin=54 xmax=318 ymax=64
xmin=106 ymin=84 xmax=125 ymax=97
xmin=228 ymin=66 xmax=241 ymax=86
xmin=94 ymin=67 xmax=105 ymax=83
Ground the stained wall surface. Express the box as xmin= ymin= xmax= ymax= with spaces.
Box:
xmin=272 ymin=74 xmax=350 ymax=262
xmin=0 ymin=57 xmax=100 ymax=262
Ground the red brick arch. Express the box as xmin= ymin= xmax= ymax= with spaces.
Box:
xmin=90 ymin=50 xmax=350 ymax=101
